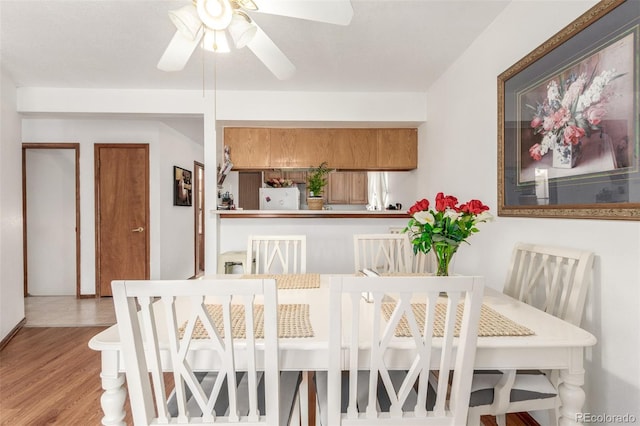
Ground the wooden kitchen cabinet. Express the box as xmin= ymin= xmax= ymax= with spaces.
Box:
xmin=224 ymin=128 xmax=270 ymax=169
xmin=376 ymin=128 xmax=418 ymax=170
xmin=329 ymin=129 xmax=378 ymax=170
xmin=270 ymin=129 xmax=332 ymax=168
xmin=224 ymin=127 xmax=417 ymax=171
xmin=349 ymin=172 xmax=368 ymax=204
xmin=327 ymin=171 xmax=368 ymax=205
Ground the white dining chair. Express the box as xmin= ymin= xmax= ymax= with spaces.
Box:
xmin=112 ymin=278 xmax=303 ymax=426
xmin=353 ymin=233 xmax=413 ymax=274
xmin=246 ymin=235 xmax=307 ymax=274
xmin=467 ymin=243 xmax=595 ymax=426
xmin=389 ymin=227 xmax=436 ymax=274
xmin=316 ymin=275 xmax=484 ymax=425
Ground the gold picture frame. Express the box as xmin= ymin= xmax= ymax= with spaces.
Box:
xmin=498 ymin=0 xmax=639 ymax=220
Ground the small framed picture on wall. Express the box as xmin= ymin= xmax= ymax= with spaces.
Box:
xmin=173 ymin=166 xmax=192 ymax=206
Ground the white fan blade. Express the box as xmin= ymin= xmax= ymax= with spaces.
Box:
xmin=157 ymin=30 xmax=203 ymax=72
xmin=246 ymin=25 xmax=296 ymax=80
xmin=253 ymin=0 xmax=353 ymax=25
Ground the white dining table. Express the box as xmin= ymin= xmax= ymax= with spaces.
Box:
xmin=89 ymin=274 xmax=596 ymax=426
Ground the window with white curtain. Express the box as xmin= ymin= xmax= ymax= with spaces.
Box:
xmin=367 ymin=171 xmax=388 ymax=210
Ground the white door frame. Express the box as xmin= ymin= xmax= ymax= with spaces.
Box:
xmin=22 ymin=143 xmax=81 ymax=297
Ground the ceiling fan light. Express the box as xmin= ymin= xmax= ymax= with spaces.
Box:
xmin=202 ymin=30 xmax=230 ymax=53
xmin=168 ymin=5 xmax=202 ymax=40
xmin=197 ymin=0 xmax=233 ymax=31
xmin=228 ymin=12 xmax=257 ymax=48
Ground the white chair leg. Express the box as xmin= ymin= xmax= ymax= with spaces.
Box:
xmin=299 ymin=372 xmax=309 ymax=426
xmin=548 ymin=407 xmax=559 ymax=426
xmin=496 ymin=414 xmax=506 ymax=426
xmin=466 ymin=408 xmax=482 ymax=426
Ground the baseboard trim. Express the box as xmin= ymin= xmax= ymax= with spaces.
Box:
xmin=0 ymin=317 xmax=26 ymax=351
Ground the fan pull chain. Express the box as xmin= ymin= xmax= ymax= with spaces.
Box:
xmin=202 ymin=37 xmax=206 ymax=98
xmin=213 ymin=49 xmax=218 ymax=123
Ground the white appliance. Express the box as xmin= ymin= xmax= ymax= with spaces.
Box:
xmin=259 ymin=187 xmax=300 ymax=210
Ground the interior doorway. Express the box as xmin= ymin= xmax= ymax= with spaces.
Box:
xmin=22 ymin=143 xmax=80 ymax=297
xmin=194 ymin=161 xmax=205 ymax=277
xmin=238 ymin=172 xmax=261 ymax=210
xmin=95 ymin=144 xmax=150 ymax=296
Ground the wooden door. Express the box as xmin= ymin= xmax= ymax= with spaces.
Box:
xmin=95 ymin=144 xmax=149 ymax=296
xmin=238 ymin=172 xmax=262 ymax=210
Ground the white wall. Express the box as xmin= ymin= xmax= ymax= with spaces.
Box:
xmin=22 ymin=118 xmax=204 ymax=294
xmin=219 ymin=217 xmax=410 ymax=274
xmin=0 ymin=69 xmax=26 ymax=338
xmin=158 ymin=125 xmax=204 ymax=279
xmin=421 ymin=0 xmax=639 ymax=419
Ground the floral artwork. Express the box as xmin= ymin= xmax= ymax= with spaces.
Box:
xmin=404 ymin=193 xmax=492 ymax=275
xmin=515 ymin=30 xmax=636 ymax=186
xmin=499 ymin=0 xmax=639 ymax=220
xmin=526 ymin=67 xmax=624 ymax=167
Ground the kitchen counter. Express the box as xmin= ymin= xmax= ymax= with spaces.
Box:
xmin=213 ymin=209 xmax=410 ymax=219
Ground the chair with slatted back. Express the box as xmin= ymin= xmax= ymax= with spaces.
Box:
xmin=467 ymin=243 xmax=595 ymax=426
xmin=354 ymin=233 xmax=413 ymax=274
xmin=246 ymin=235 xmax=307 ymax=275
xmin=315 ymin=275 xmax=485 ymax=425
xmin=112 ymin=278 xmax=303 ymax=426
xmin=388 ymin=227 xmax=436 ymax=274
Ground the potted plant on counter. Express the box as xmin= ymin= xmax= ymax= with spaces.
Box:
xmin=307 ymin=161 xmax=332 ymax=210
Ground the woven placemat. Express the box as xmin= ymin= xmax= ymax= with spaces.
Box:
xmin=381 ymin=303 xmax=534 ymax=337
xmin=240 ymin=273 xmax=320 ymax=289
xmin=178 ymin=303 xmax=314 ymax=339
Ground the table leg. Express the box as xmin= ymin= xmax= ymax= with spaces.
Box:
xmin=99 ymin=351 xmax=127 ymax=426
xmin=558 ymin=348 xmax=586 ymax=426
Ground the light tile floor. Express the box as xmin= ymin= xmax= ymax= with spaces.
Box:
xmin=25 ymin=296 xmax=116 ymax=327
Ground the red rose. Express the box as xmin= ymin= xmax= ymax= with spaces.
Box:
xmin=408 ymin=198 xmax=429 ymax=215
xmin=435 ymin=192 xmax=458 ymax=212
xmin=460 ymin=199 xmax=489 ymax=214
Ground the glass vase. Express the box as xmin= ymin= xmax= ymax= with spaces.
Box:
xmin=432 ymin=241 xmax=459 ymax=276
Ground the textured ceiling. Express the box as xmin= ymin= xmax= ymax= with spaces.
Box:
xmin=0 ymin=0 xmax=510 ymax=93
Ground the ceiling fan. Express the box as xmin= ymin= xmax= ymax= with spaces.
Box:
xmin=158 ymin=0 xmax=354 ymax=80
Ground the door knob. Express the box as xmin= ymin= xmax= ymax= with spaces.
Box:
xmin=131 ymin=227 xmax=144 ymax=233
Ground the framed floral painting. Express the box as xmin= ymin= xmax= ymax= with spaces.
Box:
xmin=498 ymin=0 xmax=639 ymax=220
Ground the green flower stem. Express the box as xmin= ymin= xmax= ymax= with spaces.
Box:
xmin=432 ymin=241 xmax=459 ymax=276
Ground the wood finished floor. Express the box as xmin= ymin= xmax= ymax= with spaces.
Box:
xmin=1 ymin=298 xmax=539 ymax=425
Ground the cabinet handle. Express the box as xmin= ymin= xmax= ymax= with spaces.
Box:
xmin=131 ymin=227 xmax=144 ymax=233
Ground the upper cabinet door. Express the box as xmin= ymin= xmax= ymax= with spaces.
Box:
xmin=224 ymin=128 xmax=271 ymax=169
xmin=270 ymin=129 xmax=332 ymax=168
xmin=329 ymin=129 xmax=378 ymax=170
xmin=376 ymin=128 xmax=418 ymax=170
xmin=269 ymin=129 xmax=297 ymax=168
